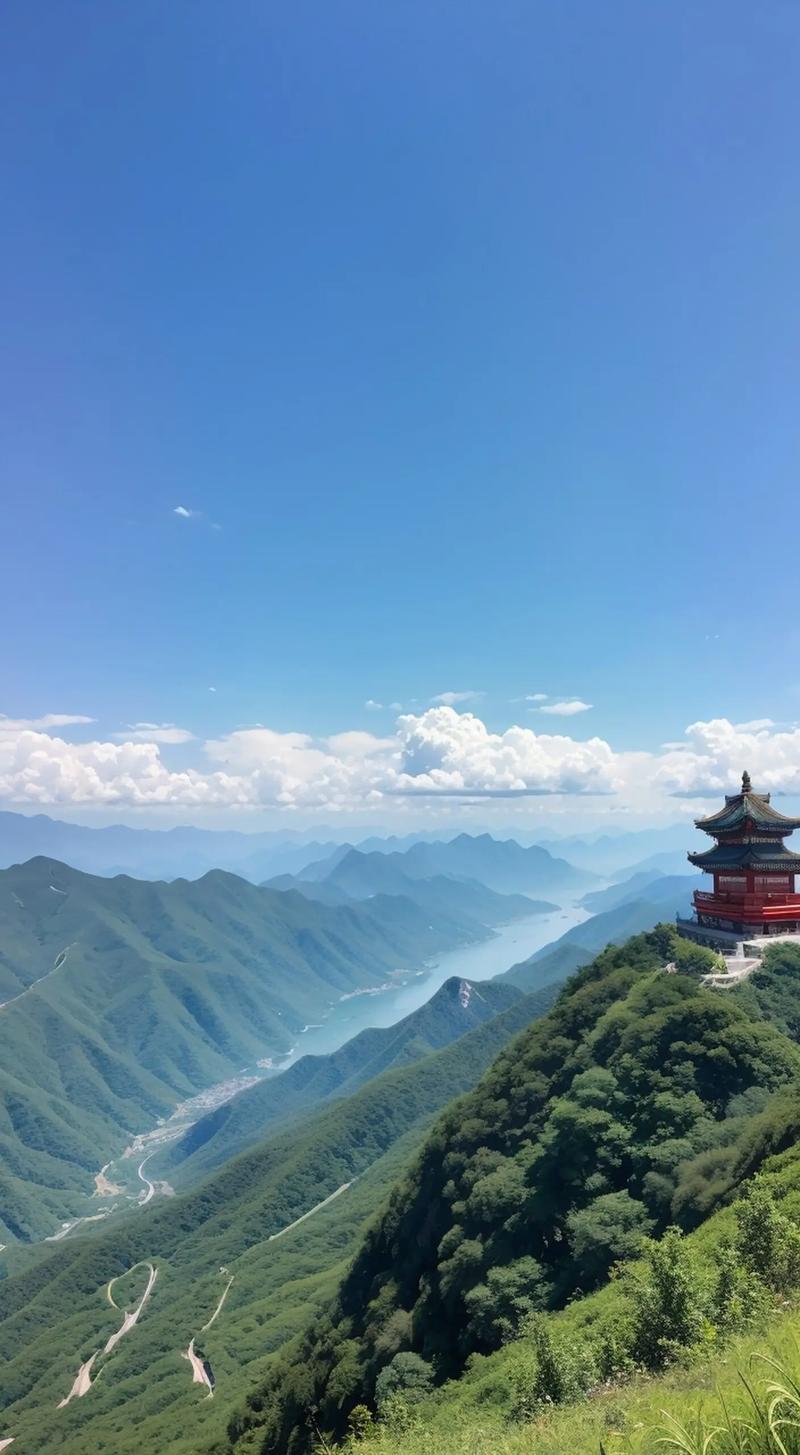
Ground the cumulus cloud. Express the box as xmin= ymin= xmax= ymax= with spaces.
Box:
xmin=430 ymin=690 xmax=485 ymax=706
xmin=655 ymin=718 xmax=800 ymax=798
xmin=526 ymin=693 xmax=549 ymax=702
xmin=0 ymin=709 xmax=798 ymax=815
xmin=114 ymin=723 xmax=195 ymax=745
xmin=173 ymin=505 xmax=193 ymax=518
xmin=537 ymin=700 xmax=593 ymax=717
xmin=392 ymin=708 xmax=617 ymax=797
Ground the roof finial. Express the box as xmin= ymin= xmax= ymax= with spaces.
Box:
xmin=742 ymin=770 xmax=752 ymax=795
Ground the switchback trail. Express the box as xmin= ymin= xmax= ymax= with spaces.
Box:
xmin=57 ymin=1352 xmax=99 ymax=1408
xmin=57 ymin=1264 xmax=157 ymax=1408
xmin=103 ymin=1263 xmax=158 ymax=1354
xmin=182 ymin=1273 xmax=234 ymax=1399
xmin=181 ymin=1181 xmax=358 ymax=1397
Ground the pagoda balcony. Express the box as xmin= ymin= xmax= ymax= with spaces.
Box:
xmin=693 ymin=890 xmax=800 ymax=922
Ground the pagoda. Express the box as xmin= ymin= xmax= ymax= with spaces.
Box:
xmin=679 ymin=771 xmax=800 ymax=949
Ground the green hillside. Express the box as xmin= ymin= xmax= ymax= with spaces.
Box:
xmin=0 ymin=981 xmax=558 ymax=1455
xmin=229 ymin=933 xmax=800 ymax=1455
xmin=0 ymin=857 xmax=493 ymax=1241
xmin=164 ymin=976 xmax=523 ymax=1185
xmin=502 ymin=880 xmax=696 ymax=992
xmin=310 ymin=1129 xmax=800 ymax=1455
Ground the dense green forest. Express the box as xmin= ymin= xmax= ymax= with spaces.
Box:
xmin=224 ymin=933 xmax=800 ymax=1455
xmin=0 ymin=855 xmax=504 ymax=1240
xmin=0 ymin=979 xmax=557 ymax=1454
xmin=165 ymin=976 xmax=522 ymax=1185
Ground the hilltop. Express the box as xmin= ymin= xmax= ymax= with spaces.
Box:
xmin=227 ymin=932 xmax=800 ymax=1454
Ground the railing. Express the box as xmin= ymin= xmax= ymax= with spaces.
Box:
xmin=693 ymin=891 xmax=800 ymax=921
xmin=694 ymin=891 xmax=800 ymax=907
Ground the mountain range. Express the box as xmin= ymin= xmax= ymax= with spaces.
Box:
xmin=163 ymin=975 xmax=524 ymax=1185
xmin=0 ymin=855 xmax=507 ymax=1241
xmin=266 ymin=845 xmax=558 ymax=921
xmin=286 ymin=833 xmax=592 ymax=898
xmin=0 ymin=974 xmax=559 ymax=1455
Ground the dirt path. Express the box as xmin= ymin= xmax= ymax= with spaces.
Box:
xmin=56 ymin=1263 xmax=157 ymax=1409
xmin=267 ymin=1182 xmax=353 ymax=1241
xmin=0 ymin=944 xmax=74 ymax=1014
xmin=103 ymin=1264 xmax=158 ymax=1354
xmin=0 ymin=1437 xmax=15 ymax=1449
xmin=183 ymin=1338 xmax=215 ymax=1397
xmin=57 ymin=1352 xmax=99 ymax=1408
xmin=201 ymin=1274 xmax=234 ymax=1332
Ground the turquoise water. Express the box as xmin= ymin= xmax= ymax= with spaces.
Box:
xmin=289 ymin=901 xmax=591 ymax=1058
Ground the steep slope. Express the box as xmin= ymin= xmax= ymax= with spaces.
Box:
xmin=164 ymin=977 xmax=523 ymax=1184
xmin=236 ymin=930 xmax=800 ymax=1454
xmin=0 ymin=982 xmax=558 ymax=1455
xmin=502 ymin=878 xmax=695 ymax=992
xmin=0 ymin=858 xmax=490 ymax=1241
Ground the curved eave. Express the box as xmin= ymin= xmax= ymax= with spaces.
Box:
xmin=695 ymin=794 xmax=800 ymax=834
xmin=688 ymin=851 xmax=800 ymax=871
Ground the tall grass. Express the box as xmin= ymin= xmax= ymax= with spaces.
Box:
xmin=339 ymin=1319 xmax=800 ymax=1455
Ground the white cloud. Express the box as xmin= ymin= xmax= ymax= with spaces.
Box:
xmin=173 ymin=505 xmax=193 ymax=518
xmin=392 ymin=708 xmax=616 ymax=797
xmin=537 ymin=700 xmax=593 ymax=717
xmin=114 ymin=723 xmax=195 ymax=745
xmin=430 ymin=690 xmax=485 ymax=706
xmin=526 ymin=693 xmax=549 ymax=702
xmin=655 ymin=718 xmax=800 ymax=798
xmin=0 ymin=713 xmax=95 ymax=734
xmin=365 ymin=699 xmax=384 ymax=711
xmin=0 ymin=710 xmax=797 ymax=816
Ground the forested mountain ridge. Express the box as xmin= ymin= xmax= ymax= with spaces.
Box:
xmin=0 ymin=856 xmax=491 ymax=1241
xmin=0 ymin=980 xmax=560 ymax=1455
xmin=230 ymin=932 xmax=800 ymax=1455
xmin=165 ymin=977 xmax=523 ymax=1185
xmin=501 ymin=876 xmax=695 ymax=992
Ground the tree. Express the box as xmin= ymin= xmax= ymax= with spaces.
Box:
xmin=463 ymin=1257 xmax=546 ymax=1349
xmin=374 ymin=1352 xmax=433 ymax=1412
xmin=567 ymin=1191 xmax=653 ymax=1285
xmin=628 ymin=1227 xmax=706 ymax=1369
xmin=734 ymin=1176 xmax=800 ymax=1292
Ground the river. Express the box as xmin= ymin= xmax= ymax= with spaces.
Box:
xmin=49 ymin=900 xmax=590 ymax=1241
xmin=287 ymin=900 xmax=591 ymax=1057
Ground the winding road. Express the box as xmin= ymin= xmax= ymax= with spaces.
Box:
xmin=136 ymin=1154 xmax=156 ymax=1205
xmin=56 ymin=1263 xmax=157 ymax=1408
xmin=103 ymin=1263 xmax=158 ymax=1354
xmin=182 ymin=1273 xmax=234 ymax=1398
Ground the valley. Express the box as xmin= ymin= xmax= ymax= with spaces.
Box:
xmin=0 ymin=822 xmax=789 ymax=1455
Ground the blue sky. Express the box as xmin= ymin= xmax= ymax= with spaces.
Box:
xmin=2 ymin=3 xmax=800 ymax=826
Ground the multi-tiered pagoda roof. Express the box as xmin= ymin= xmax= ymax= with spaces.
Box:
xmin=679 ymin=771 xmax=800 ymax=948
xmin=688 ymin=771 xmax=800 ymax=873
